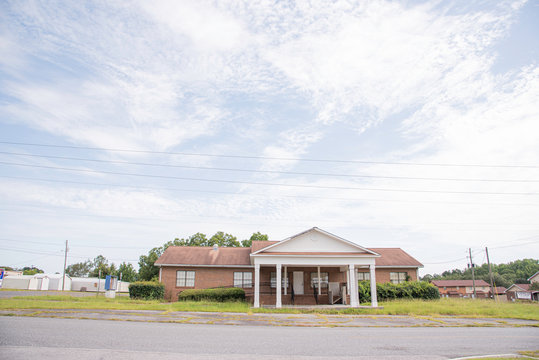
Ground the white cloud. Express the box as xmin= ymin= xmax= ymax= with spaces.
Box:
xmin=1 ymin=0 xmax=537 ymax=274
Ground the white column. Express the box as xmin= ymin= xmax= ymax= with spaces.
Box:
xmin=349 ymin=264 xmax=358 ymax=307
xmin=344 ymin=270 xmax=352 ymax=305
xmin=254 ymin=264 xmax=260 ymax=308
xmin=158 ymin=267 xmax=162 ymax=283
xmin=317 ymin=266 xmax=321 ymax=296
xmin=369 ymin=264 xmax=378 ymax=307
xmin=284 ymin=266 xmax=287 ymax=295
xmin=276 ymin=264 xmax=282 ymax=308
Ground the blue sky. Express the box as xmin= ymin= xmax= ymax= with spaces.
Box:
xmin=0 ymin=0 xmax=538 ymax=276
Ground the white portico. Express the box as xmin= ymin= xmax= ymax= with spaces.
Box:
xmin=250 ymin=227 xmax=380 ymax=308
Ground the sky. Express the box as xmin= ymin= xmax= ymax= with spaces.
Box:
xmin=0 ymin=0 xmax=538 ymax=277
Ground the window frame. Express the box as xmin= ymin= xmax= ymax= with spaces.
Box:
xmin=270 ymin=272 xmax=289 ymax=288
xmin=310 ymin=272 xmax=329 ymax=289
xmin=357 ymin=271 xmax=370 ymax=281
xmin=176 ymin=270 xmax=195 ymax=287
xmin=233 ymin=271 xmax=253 ymax=288
xmin=389 ymin=272 xmax=407 ymax=284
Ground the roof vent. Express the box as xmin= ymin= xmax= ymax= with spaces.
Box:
xmin=213 ymin=244 xmax=218 ymax=251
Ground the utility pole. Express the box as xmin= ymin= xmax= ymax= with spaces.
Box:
xmin=97 ymin=269 xmax=101 ymax=297
xmin=469 ymin=248 xmax=476 ymax=298
xmin=62 ymin=240 xmax=68 ymax=291
xmin=486 ymin=247 xmax=495 ymax=300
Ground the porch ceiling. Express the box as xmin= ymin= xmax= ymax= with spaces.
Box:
xmin=251 ymin=253 xmax=377 ymax=266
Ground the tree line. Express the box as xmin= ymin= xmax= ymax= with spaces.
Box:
xmin=421 ymin=258 xmax=539 ymax=288
xmin=64 ymin=231 xmax=269 ymax=282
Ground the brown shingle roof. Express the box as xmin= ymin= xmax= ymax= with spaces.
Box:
xmin=251 ymin=240 xmax=278 ymax=253
xmin=155 ymin=246 xmax=251 ymax=266
xmin=431 ymin=280 xmax=490 ymax=287
xmin=507 ymin=283 xmax=531 ymax=291
xmin=368 ymin=248 xmax=423 ymax=267
xmin=155 ymin=244 xmax=422 ymax=268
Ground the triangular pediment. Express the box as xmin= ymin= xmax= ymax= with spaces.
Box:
xmin=254 ymin=227 xmax=378 ymax=255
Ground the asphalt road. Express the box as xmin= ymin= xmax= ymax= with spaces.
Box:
xmin=1 ymin=317 xmax=538 ymax=359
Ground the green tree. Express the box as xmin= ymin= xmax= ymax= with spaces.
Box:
xmin=21 ymin=266 xmax=44 ymax=275
xmin=116 ymin=262 xmax=138 ymax=282
xmin=138 ymin=246 xmax=165 ymax=281
xmin=241 ymin=231 xmax=269 ymax=247
xmin=423 ymin=258 xmax=539 ymax=288
xmin=66 ymin=260 xmax=93 ymax=277
xmin=89 ymin=255 xmax=116 ymax=278
xmin=209 ymin=231 xmax=240 ymax=247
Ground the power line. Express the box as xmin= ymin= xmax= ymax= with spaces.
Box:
xmin=0 ymin=246 xmax=138 ymax=263
xmin=2 ymin=151 xmax=538 ymax=183
xmin=3 ymin=175 xmax=539 ymax=207
xmin=0 ymin=237 xmax=150 ymax=249
xmin=2 ymin=161 xmax=538 ymax=195
xmin=2 ymin=141 xmax=538 ymax=168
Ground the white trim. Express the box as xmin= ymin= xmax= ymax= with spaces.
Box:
xmin=506 ymin=284 xmax=530 ymax=292
xmin=254 ymin=264 xmax=260 ymax=308
xmin=276 ymin=265 xmax=282 ymax=308
xmin=156 ymin=264 xmax=253 ymax=268
xmin=252 ymin=254 xmax=379 ymax=258
xmin=250 ymin=227 xmax=380 ymax=256
xmin=369 ymin=264 xmax=378 ymax=307
xmin=376 ymin=265 xmax=424 ymax=269
xmin=527 ymin=271 xmax=539 ymax=282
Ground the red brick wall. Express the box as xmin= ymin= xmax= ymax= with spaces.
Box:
xmin=161 ymin=266 xmax=254 ymax=301
xmin=374 ymin=268 xmax=418 ymax=283
xmin=160 ymin=266 xmax=419 ymax=302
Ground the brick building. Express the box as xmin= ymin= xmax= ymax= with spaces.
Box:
xmin=155 ymin=227 xmax=423 ymax=307
xmin=431 ymin=279 xmax=491 ymax=298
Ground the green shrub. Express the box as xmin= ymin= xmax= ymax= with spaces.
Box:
xmin=178 ymin=287 xmax=245 ymax=302
xmin=358 ymin=281 xmax=440 ymax=303
xmin=128 ymin=281 xmax=164 ymax=300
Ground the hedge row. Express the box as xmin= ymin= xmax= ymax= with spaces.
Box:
xmin=128 ymin=281 xmax=164 ymax=300
xmin=358 ymin=281 xmax=440 ymax=302
xmin=178 ymin=287 xmax=245 ymax=302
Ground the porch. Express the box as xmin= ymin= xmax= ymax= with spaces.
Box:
xmin=252 ymin=263 xmax=379 ymax=308
xmin=249 ymin=227 xmax=381 ymax=308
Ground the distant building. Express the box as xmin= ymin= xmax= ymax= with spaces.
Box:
xmin=528 ymin=271 xmax=539 ymax=284
xmin=506 ymin=284 xmax=538 ymax=302
xmin=431 ymin=279 xmax=490 ymax=298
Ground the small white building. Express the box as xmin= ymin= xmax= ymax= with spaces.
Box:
xmin=33 ymin=274 xmax=72 ymax=291
xmin=3 ymin=274 xmax=71 ymax=291
xmin=71 ymin=277 xmax=130 ymax=292
xmin=2 ymin=275 xmax=33 ymax=289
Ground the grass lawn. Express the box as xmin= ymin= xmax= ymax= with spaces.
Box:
xmin=0 ymin=296 xmax=538 ymax=320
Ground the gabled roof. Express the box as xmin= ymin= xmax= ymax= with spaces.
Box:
xmin=251 ymin=240 xmax=278 ymax=253
xmin=154 ymin=228 xmax=423 ymax=268
xmin=528 ymin=271 xmax=539 ymax=282
xmin=431 ymin=280 xmax=490 ymax=287
xmin=369 ymin=248 xmax=423 ymax=267
xmin=506 ymin=283 xmax=531 ymax=292
xmin=251 ymin=227 xmax=379 ymax=256
xmin=493 ymin=286 xmax=507 ymax=294
xmin=155 ymin=246 xmax=251 ymax=266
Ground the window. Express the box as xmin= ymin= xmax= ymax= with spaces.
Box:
xmin=357 ymin=272 xmax=370 ymax=281
xmin=310 ymin=272 xmax=329 ymax=288
xmin=389 ymin=272 xmax=407 ymax=284
xmin=234 ymin=272 xmax=252 ymax=288
xmin=270 ymin=272 xmax=288 ymax=288
xmin=176 ymin=270 xmax=195 ymax=287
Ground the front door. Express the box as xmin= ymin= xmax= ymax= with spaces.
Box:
xmin=293 ymin=271 xmax=304 ymax=295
